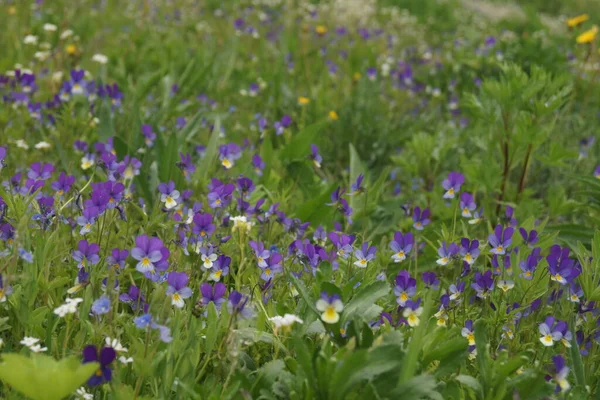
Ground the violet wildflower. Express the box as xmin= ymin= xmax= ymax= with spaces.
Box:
xmin=252 ymin=154 xmax=265 ymax=176
xmin=76 ymin=207 xmax=98 ymax=235
xmin=209 ymin=255 xmax=230 ymax=282
xmin=549 ymin=355 xmax=570 ymax=392
xmin=28 ymin=162 xmax=54 ymax=180
xmin=228 ymin=291 xmax=253 ymax=319
xmin=472 ymin=271 xmax=494 ymax=298
xmin=519 ymin=228 xmax=538 ymax=247
xmin=192 ymin=213 xmax=216 ymax=239
xmin=72 ymin=240 xmax=100 ymax=269
xmin=200 ymin=282 xmax=227 ymax=310
xmin=309 ymin=144 xmax=322 ymax=168
xmin=412 ymin=206 xmax=431 ymax=230
xmin=489 ymin=225 xmax=514 ymax=255
xmin=259 ymin=252 xmax=283 ymax=281
xmin=219 ymin=143 xmax=241 ymax=169
xmin=422 ymin=271 xmax=440 ymax=289
xmin=82 ymin=345 xmax=116 ymax=386
xmin=449 ymin=281 xmax=466 ymax=301
xmin=207 ymin=181 xmax=235 ymax=208
xmin=442 ymin=171 xmax=464 ymax=198
xmin=460 ymin=238 xmax=479 ymax=265
xmin=51 ymin=172 xmax=75 ymax=196
xmin=461 ymin=320 xmax=475 ymax=345
xmin=249 ymin=240 xmax=270 ymax=268
xmin=166 ymin=272 xmax=192 ymax=308
xmin=0 ymin=275 xmax=13 ymax=303
xmin=519 ymin=247 xmax=541 ymax=280
xmin=568 ymin=283 xmax=584 ymax=303
xmin=539 ymin=316 xmax=566 ymax=347
xmin=158 ymin=181 xmax=180 ymax=210
xmin=0 ymin=146 xmax=6 ymax=169
xmin=394 ymin=271 xmax=417 ymax=306
xmin=328 ymin=232 xmax=354 ymax=259
xmin=390 ymin=231 xmax=414 ymax=263
xmin=142 ymin=124 xmax=156 ymax=147
xmin=120 ymin=156 xmax=142 ymax=180
xmin=547 ymin=245 xmax=579 ymax=285
xmin=459 ymin=192 xmax=476 ymax=217
xmin=119 ymin=285 xmax=147 ymax=312
xmin=131 ymin=235 xmax=167 ymax=274
xmin=349 ymin=174 xmax=366 ymax=195
xmin=316 ymin=292 xmax=344 ymax=324
xmin=177 ymin=152 xmax=196 ymax=180
xmin=313 ymin=225 xmax=327 ymax=246
xmin=402 ymin=298 xmax=423 ymax=327
xmin=68 ymin=268 xmax=90 ymax=294
xmin=353 ymin=242 xmax=376 ymax=268
xmin=576 ymin=331 xmax=592 ymax=356
xmin=237 ymin=176 xmax=255 ymax=198
xmin=436 ymin=241 xmax=459 ymax=265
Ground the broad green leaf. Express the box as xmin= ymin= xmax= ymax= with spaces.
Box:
xmin=342 ymin=280 xmax=389 ymax=323
xmin=279 ymin=120 xmax=327 ymax=163
xmin=0 ymin=353 xmax=98 ymax=400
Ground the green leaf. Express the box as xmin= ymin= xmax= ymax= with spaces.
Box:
xmin=0 ymin=353 xmax=98 ymax=400
xmin=342 ymin=280 xmax=389 ymax=323
xmin=348 ymin=143 xmax=366 ymax=214
xmin=288 ymin=272 xmax=319 ymax=316
xmin=455 ymin=374 xmax=483 ymax=397
xmin=474 ymin=320 xmax=491 ymax=392
xmin=280 ymin=120 xmax=327 ymax=163
xmin=205 ymin=302 xmax=219 ymax=355
xmin=200 ymin=118 xmax=221 ymax=180
xmin=569 ymin=320 xmax=585 ymax=386
xmin=97 ymin=101 xmax=115 ymax=141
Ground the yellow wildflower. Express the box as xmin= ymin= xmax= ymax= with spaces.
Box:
xmin=66 ymin=44 xmax=78 ymax=55
xmin=353 ymin=72 xmax=361 ymax=82
xmin=298 ymin=96 xmax=310 ymax=105
xmin=328 ymin=110 xmax=339 ymax=120
xmin=315 ymin=25 xmax=328 ymax=35
xmin=567 ymin=14 xmax=589 ymax=28
xmin=576 ymin=25 xmax=598 ymax=44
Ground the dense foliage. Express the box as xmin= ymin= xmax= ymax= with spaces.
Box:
xmin=0 ymin=0 xmax=600 ymax=399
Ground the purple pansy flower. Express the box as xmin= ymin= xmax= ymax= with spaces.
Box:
xmin=28 ymin=162 xmax=54 ymax=180
xmin=228 ymin=291 xmax=253 ymax=319
xmin=353 ymin=242 xmax=376 ymax=268
xmin=166 ymin=272 xmax=193 ymax=308
xmin=442 ymin=171 xmax=464 ymax=198
xmin=309 ymin=144 xmax=322 ymax=168
xmin=547 ymin=245 xmax=579 ymax=285
xmin=472 ymin=270 xmax=494 ymax=298
xmin=412 ymin=206 xmax=431 ymax=230
xmin=158 ymin=181 xmax=180 ymax=210
xmin=131 ymin=235 xmax=166 ymax=274
xmin=394 ymin=270 xmax=417 ymax=306
xmin=459 ymin=192 xmax=476 ymax=217
xmin=489 ymin=225 xmax=514 ymax=255
xmin=519 ymin=247 xmax=541 ymax=280
xmin=328 ymin=232 xmax=355 ymax=259
xmin=72 ymin=240 xmax=100 ymax=269
xmin=200 ymin=282 xmax=227 ymax=310
xmin=106 ymin=248 xmax=129 ymax=270
xmin=460 ymin=238 xmax=480 ymax=265
xmin=390 ymin=231 xmax=414 ymax=263
xmin=436 ymin=241 xmax=459 ymax=265
xmin=82 ymin=345 xmax=116 ymax=386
